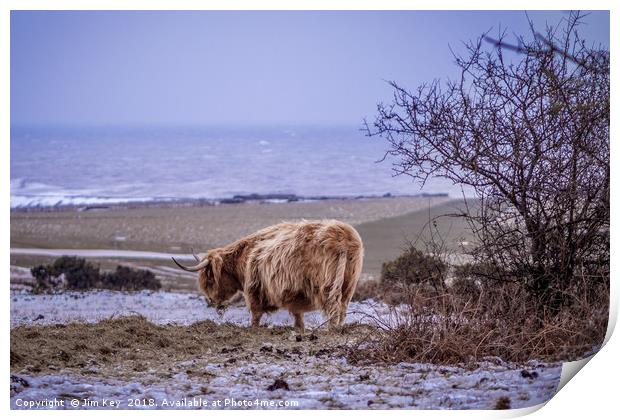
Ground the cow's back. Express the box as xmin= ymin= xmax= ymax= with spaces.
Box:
xmin=243 ymin=220 xmax=363 ymax=309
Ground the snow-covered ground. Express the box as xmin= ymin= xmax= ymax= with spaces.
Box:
xmin=11 ymin=359 xmax=559 ymax=410
xmin=10 ymin=290 xmax=562 ymax=410
xmin=10 ymin=290 xmax=392 ymax=328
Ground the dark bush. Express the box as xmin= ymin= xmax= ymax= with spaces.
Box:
xmin=449 ymin=275 xmax=481 ymax=300
xmin=453 ymin=262 xmax=499 ymax=283
xmin=51 ymin=256 xmax=100 ymax=290
xmin=352 ymin=247 xmax=450 ymax=304
xmin=352 ymin=279 xmax=406 ymax=305
xmin=30 ymin=257 xmax=160 ymax=293
xmin=31 ymin=264 xmax=59 ymax=294
xmin=101 ymin=266 xmax=161 ymax=291
xmin=381 ymin=246 xmax=447 ymax=291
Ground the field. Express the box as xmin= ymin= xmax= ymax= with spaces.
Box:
xmin=10 ymin=197 xmax=562 ymax=410
xmin=10 ymin=292 xmax=560 ymax=409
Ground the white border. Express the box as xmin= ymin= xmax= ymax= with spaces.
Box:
xmin=3 ymin=2 xmax=616 ymax=420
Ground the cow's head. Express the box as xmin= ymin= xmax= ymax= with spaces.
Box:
xmin=172 ymin=250 xmax=241 ymax=311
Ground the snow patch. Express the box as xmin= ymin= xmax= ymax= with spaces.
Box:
xmin=10 ymin=290 xmax=393 ymax=328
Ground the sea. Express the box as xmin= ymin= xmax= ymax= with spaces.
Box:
xmin=10 ymin=125 xmax=459 ymax=208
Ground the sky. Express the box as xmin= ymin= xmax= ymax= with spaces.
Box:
xmin=10 ymin=10 xmax=610 ymax=127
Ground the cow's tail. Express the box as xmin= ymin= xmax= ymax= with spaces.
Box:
xmin=326 ymin=251 xmax=347 ymax=320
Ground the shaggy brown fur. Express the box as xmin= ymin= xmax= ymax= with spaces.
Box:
xmin=174 ymin=220 xmax=364 ymax=331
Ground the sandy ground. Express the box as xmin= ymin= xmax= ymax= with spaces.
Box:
xmin=10 ymin=196 xmax=451 ymax=251
xmin=10 ymin=291 xmax=561 ymax=410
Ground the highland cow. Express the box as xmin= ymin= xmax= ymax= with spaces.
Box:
xmin=172 ymin=220 xmax=364 ymax=331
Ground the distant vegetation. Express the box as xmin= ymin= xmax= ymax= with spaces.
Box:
xmin=381 ymin=246 xmax=447 ymax=291
xmin=31 ymin=256 xmax=161 ymax=293
xmin=354 ymin=247 xmax=449 ymax=304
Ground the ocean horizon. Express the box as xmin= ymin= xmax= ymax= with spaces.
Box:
xmin=10 ymin=124 xmax=460 ymax=208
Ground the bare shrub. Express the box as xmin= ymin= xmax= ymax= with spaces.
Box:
xmin=355 ymin=6 xmax=612 ymax=363
xmin=365 ymin=12 xmax=609 ymax=308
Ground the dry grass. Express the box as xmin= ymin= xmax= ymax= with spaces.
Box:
xmin=10 ymin=316 xmax=374 ymax=379
xmin=348 ymin=281 xmax=608 ymax=366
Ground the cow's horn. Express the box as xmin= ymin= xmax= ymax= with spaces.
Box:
xmin=172 ymin=257 xmax=210 ymax=272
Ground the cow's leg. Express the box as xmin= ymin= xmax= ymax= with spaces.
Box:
xmin=251 ymin=310 xmax=263 ymax=328
xmin=325 ymin=303 xmax=342 ymax=331
xmin=338 ymin=293 xmax=354 ymax=326
xmin=338 ymin=304 xmax=348 ymax=326
xmin=324 ymin=288 xmax=345 ymax=331
xmin=291 ymin=311 xmax=305 ymax=333
xmin=323 ymin=289 xmax=344 ymax=331
xmin=327 ymin=315 xmax=340 ymax=331
xmin=325 ymin=252 xmax=347 ymax=331
xmin=337 ymin=265 xmax=358 ymax=327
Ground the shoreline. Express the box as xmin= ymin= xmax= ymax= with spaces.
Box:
xmin=10 ymin=247 xmax=197 ymax=261
xmin=10 ymin=192 xmax=449 ymax=213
